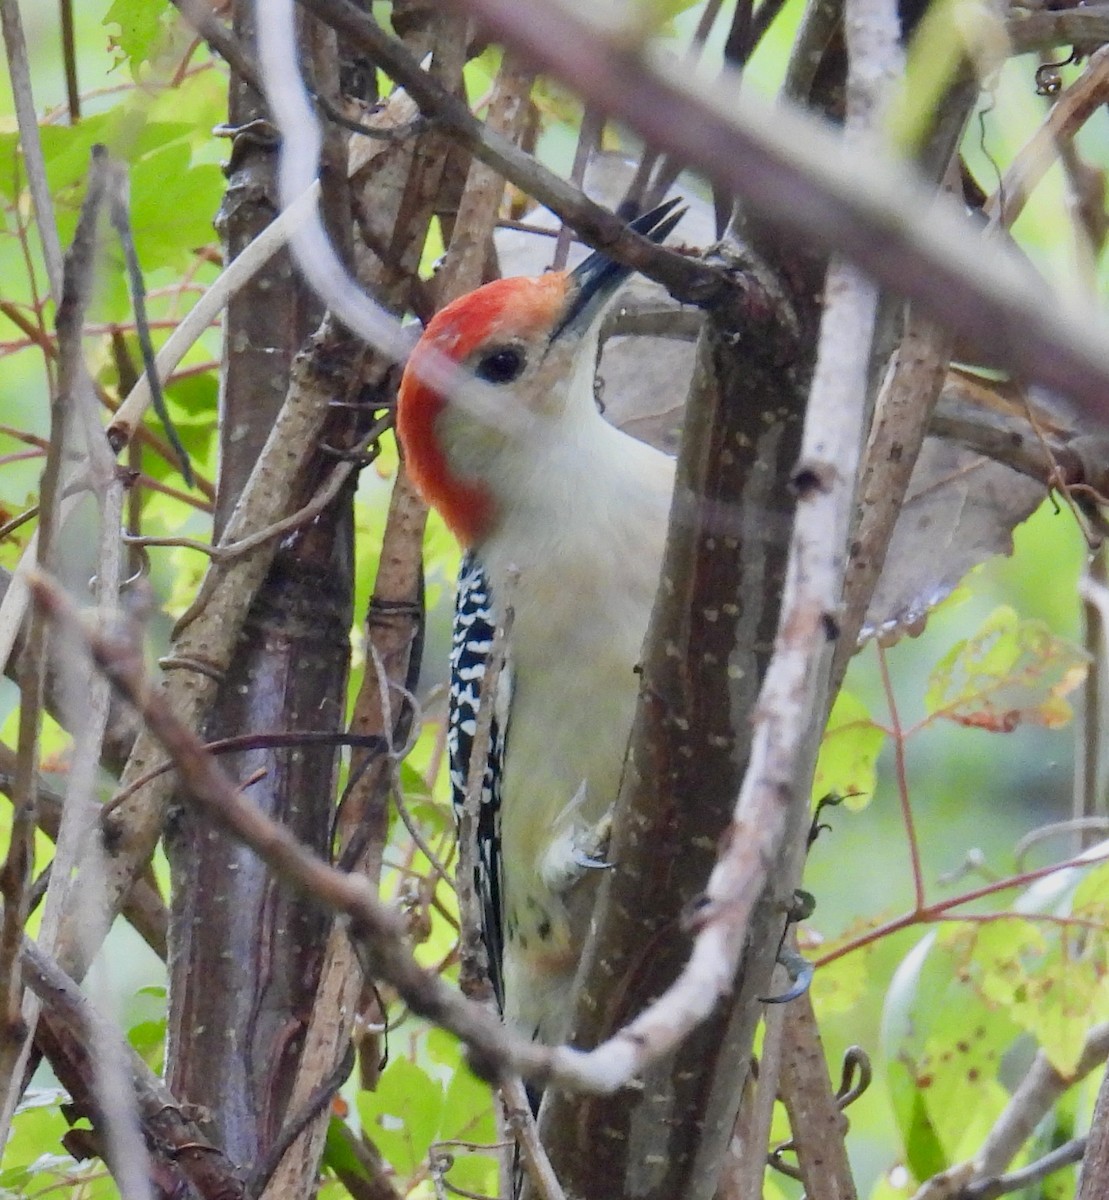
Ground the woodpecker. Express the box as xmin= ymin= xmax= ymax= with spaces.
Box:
xmin=397 ymin=202 xmax=682 ymax=1042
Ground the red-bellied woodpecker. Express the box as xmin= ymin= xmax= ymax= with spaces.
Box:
xmin=397 ymin=202 xmax=683 ymax=1042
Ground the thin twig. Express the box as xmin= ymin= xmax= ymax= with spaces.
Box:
xmin=19 ymin=926 xmax=243 ymax=1199
xmin=105 ymin=165 xmax=192 ymax=485
xmin=296 ymin=0 xmax=735 ymax=311
xmin=554 ymin=107 xmax=603 ymax=270
xmin=106 ymin=182 xmax=323 ymax=450
xmin=985 ymin=45 xmax=1109 ymax=231
xmin=834 ymin=309 xmax=953 ymax=680
xmin=1076 ymin=545 xmax=1109 ymax=852
xmin=59 ymin=0 xmax=79 ymax=122
xmin=0 ymin=0 xmax=65 ymax=299
xmin=245 ymin=1044 xmax=355 ymax=1199
xmin=499 ymin=1077 xmax=566 ymax=1200
xmin=965 ymin=1139 xmax=1086 ymax=1200
xmin=51 ymin=315 xmax=363 ymax=989
xmin=28 ymin=568 xmax=545 ymax=1085
xmin=974 ymin=1021 xmax=1109 ymax=1179
xmin=0 ymin=149 xmax=114 ymax=1149
xmin=170 ymin=0 xmax=261 ymax=86
xmin=125 ymin=452 xmax=359 ymax=563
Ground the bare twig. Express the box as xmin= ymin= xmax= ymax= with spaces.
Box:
xmin=986 ymin=45 xmax=1109 ymax=230
xmin=834 ymin=310 xmax=953 ymax=681
xmin=434 ymin=51 xmax=536 ymax=300
xmin=720 ymin=999 xmax=785 ymax=1198
xmin=500 ymin=1077 xmax=566 ymax=1200
xmin=1008 ymin=6 xmax=1109 ymax=52
xmin=28 ymin=569 xmax=548 ymax=1086
xmin=106 ymin=182 xmax=322 ymax=450
xmin=170 ymin=0 xmax=261 ymax=86
xmin=41 ymin=154 xmax=148 ymax=1200
xmin=928 ymin=384 xmax=1109 ymax=501
xmin=296 ymin=0 xmax=735 ymax=311
xmin=51 ymin=315 xmax=364 ymax=986
xmin=105 ymin=165 xmax=192 ymax=485
xmin=245 ymin=1045 xmax=354 ymax=1199
xmin=35 ymin=569 xmax=1109 ymax=1112
xmin=976 ymin=1021 xmax=1109 ymax=1179
xmin=916 ymin=1135 xmax=1088 ymax=1200
xmin=749 ymin=0 xmax=899 ymax=1188
xmin=261 ymin=37 xmax=533 ymax=1194
xmin=19 ymin=926 xmax=243 ymax=1200
xmin=554 ymin=106 xmax=603 ymax=270
xmin=0 ymin=0 xmax=64 ymax=299
xmin=127 ymin=450 xmax=360 ymax=568
xmin=964 ymin=1138 xmax=1085 ymax=1200
xmin=777 ymin=995 xmax=855 ymax=1200
xmin=0 ymin=150 xmax=114 ymax=1148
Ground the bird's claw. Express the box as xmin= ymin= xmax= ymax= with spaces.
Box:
xmin=540 ymin=802 xmax=614 ymax=893
xmin=571 ymin=849 xmax=613 ymax=870
xmin=759 ymin=948 xmax=814 ymax=1005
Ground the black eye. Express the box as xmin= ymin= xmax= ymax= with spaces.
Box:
xmin=475 ymin=346 xmax=526 ymax=384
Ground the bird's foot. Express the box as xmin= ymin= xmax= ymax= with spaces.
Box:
xmin=540 ymin=790 xmax=613 ymax=895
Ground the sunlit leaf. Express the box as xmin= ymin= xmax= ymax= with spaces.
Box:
xmin=437 ymin=1062 xmax=498 ymax=1194
xmin=948 ymin=917 xmax=1108 ymax=1079
xmin=104 ymin=0 xmax=173 ymax=70
xmin=129 ymin=144 xmax=223 ymax=269
xmin=810 ymin=941 xmax=873 ymax=1016
xmin=1070 ymin=861 xmax=1109 ymax=928
xmin=883 ymin=930 xmax=1021 ymax=1167
xmin=357 ymin=1056 xmax=444 ymax=1177
xmin=925 ymin=605 xmax=1087 ymax=732
xmin=812 ymin=690 xmax=886 ymax=809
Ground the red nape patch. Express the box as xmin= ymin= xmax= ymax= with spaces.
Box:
xmin=396 ymin=273 xmax=569 ymax=547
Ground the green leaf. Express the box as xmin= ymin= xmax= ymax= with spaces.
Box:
xmin=901 ymin=1091 xmax=947 ymax=1185
xmin=129 ymin=145 xmax=223 ymax=270
xmin=440 ymin=1061 xmax=495 ymax=1143
xmin=1 ymin=1094 xmax=75 ymax=1191
xmin=104 ymin=0 xmax=173 ymax=70
xmin=437 ymin=1065 xmax=498 ymax=1194
xmin=0 ymin=131 xmax=22 ymax=202
xmin=812 ymin=690 xmax=886 ymax=809
xmin=811 ymin=941 xmax=872 ymax=1016
xmin=883 ymin=930 xmax=1020 ymax=1166
xmin=127 ymin=1018 xmax=166 ymax=1071
xmin=1068 ymin=859 xmax=1109 ymax=927
xmin=970 ymin=916 xmax=1109 ymax=1077
xmin=925 ymin=605 xmax=1087 ymax=732
xmin=322 ymin=1117 xmax=373 ymax=1184
xmin=357 ymin=1057 xmax=444 ymax=1177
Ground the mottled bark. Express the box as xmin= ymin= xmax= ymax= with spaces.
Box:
xmin=164 ymin=0 xmax=357 ymax=1167
xmin=537 ymin=276 xmax=810 ymax=1200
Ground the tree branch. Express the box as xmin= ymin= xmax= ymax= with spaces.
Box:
xmin=20 ymin=928 xmax=244 ymax=1200
xmin=435 ymin=0 xmax=1109 ymax=419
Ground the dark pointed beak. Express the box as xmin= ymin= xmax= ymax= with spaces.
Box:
xmin=552 ymin=198 xmax=685 ymax=341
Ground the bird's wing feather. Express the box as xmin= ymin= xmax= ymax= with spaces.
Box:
xmin=448 ymin=551 xmax=510 ymax=1011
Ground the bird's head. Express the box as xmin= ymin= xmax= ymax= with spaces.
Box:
xmin=396 ymin=200 xmax=682 ymax=546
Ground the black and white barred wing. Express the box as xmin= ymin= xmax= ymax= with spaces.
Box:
xmin=448 ymin=551 xmax=511 ymax=1012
